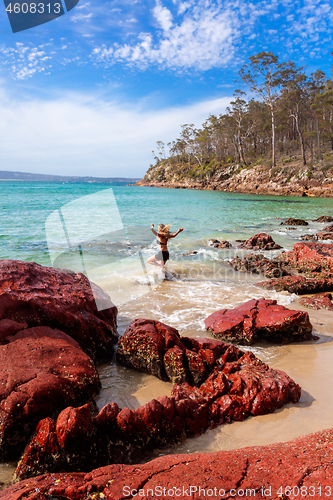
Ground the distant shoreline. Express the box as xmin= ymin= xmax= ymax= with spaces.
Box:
xmin=0 ymin=170 xmax=141 ymax=184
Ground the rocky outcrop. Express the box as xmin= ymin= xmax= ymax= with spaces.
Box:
xmin=257 ymin=275 xmax=333 ymax=294
xmin=280 ymin=218 xmax=308 ymax=226
xmin=256 ymin=242 xmax=333 ymax=294
xmin=137 ymin=161 xmax=333 ymax=198
xmin=299 ymin=292 xmax=333 ymax=310
xmin=237 ymin=233 xmax=282 ymax=250
xmin=313 ymin=232 xmax=333 ymax=240
xmin=15 ymin=327 xmax=300 ymax=479
xmin=229 ymin=254 xmax=290 ymax=278
xmin=116 ymin=319 xmax=225 ymax=385
xmin=313 ymin=215 xmax=333 ymax=222
xmin=282 ymin=242 xmax=333 ymax=275
xmin=6 ymin=427 xmax=333 ymax=500
xmin=208 ymin=239 xmax=232 ymax=248
xmin=300 ymin=226 xmax=333 ymax=241
xmin=0 ymin=260 xmax=119 ymax=460
xmin=0 ymin=260 xmax=118 ymax=361
xmin=204 ymin=298 xmax=313 ymax=345
xmin=0 ymin=326 xmax=100 ymax=460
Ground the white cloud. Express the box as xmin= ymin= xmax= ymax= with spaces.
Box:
xmin=71 ymin=13 xmax=93 ymax=22
xmin=0 ymin=86 xmax=232 ymax=177
xmin=153 ymin=1 xmax=173 ymax=31
xmin=91 ymin=0 xmax=238 ymax=71
xmin=0 ymin=43 xmax=52 ymax=80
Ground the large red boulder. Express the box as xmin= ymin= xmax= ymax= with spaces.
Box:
xmin=237 ymin=233 xmax=282 ymax=250
xmin=0 ymin=326 xmax=100 ymax=460
xmin=15 ymin=332 xmax=300 ymax=479
xmin=283 ymin=242 xmax=333 ymax=275
xmin=0 ymin=260 xmax=118 ymax=361
xmin=117 ymin=319 xmax=227 ymax=385
xmin=5 ymin=427 xmax=333 ymax=500
xmin=204 ymin=298 xmax=313 ymax=344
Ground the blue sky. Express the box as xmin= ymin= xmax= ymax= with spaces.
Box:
xmin=0 ymin=0 xmax=332 ymax=178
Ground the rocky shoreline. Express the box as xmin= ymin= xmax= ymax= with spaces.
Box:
xmin=2 ymin=237 xmax=333 ymax=498
xmin=136 ymin=162 xmax=333 ymax=198
xmin=4 ymin=427 xmax=333 ymax=499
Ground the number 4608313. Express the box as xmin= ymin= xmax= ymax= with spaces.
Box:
xmin=6 ymin=3 xmax=62 ymax=14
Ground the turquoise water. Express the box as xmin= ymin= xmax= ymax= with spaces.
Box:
xmin=2 ymin=181 xmax=333 ymax=265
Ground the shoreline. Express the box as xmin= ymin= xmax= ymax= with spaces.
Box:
xmin=136 ymin=180 xmax=333 ymax=198
xmin=137 ymin=160 xmax=333 ymax=198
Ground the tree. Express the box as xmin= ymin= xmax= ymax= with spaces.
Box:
xmin=179 ymin=124 xmax=197 ymax=167
xmin=226 ymin=90 xmax=249 ymax=165
xmin=239 ymin=52 xmax=281 ymax=167
xmin=312 ymin=78 xmax=333 ymax=155
xmin=278 ymin=63 xmax=319 ymax=166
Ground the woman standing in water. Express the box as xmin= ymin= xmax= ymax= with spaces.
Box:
xmin=147 ymin=223 xmax=183 ymax=269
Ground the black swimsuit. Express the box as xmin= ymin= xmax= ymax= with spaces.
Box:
xmin=155 ymin=238 xmax=169 ymax=263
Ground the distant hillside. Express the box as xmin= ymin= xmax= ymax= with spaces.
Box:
xmin=0 ymin=170 xmax=140 ymax=184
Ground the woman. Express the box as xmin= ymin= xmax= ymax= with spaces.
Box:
xmin=147 ymin=223 xmax=183 ymax=269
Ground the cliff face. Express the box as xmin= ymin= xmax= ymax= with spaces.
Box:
xmin=137 ymin=160 xmax=333 ymax=197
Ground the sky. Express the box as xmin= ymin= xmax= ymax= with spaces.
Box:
xmin=0 ymin=0 xmax=332 ymax=178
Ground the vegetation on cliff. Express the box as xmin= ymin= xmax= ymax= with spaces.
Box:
xmin=139 ymin=53 xmax=333 ymax=195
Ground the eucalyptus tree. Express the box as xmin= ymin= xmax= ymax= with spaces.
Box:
xmin=278 ymin=63 xmax=318 ymax=166
xmin=239 ymin=52 xmax=282 ymax=167
xmin=312 ymin=78 xmax=333 ymax=156
xmin=226 ymin=90 xmax=250 ymax=165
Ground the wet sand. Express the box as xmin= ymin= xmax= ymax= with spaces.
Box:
xmin=97 ymin=277 xmax=333 ymax=462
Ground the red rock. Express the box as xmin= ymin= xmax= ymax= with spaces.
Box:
xmin=229 ymin=253 xmax=291 ymax=278
xmin=283 ymin=242 xmax=333 ymax=275
xmin=314 ymin=215 xmax=333 ymax=222
xmin=301 ymin=234 xmax=317 ymax=241
xmin=0 ymin=326 xmax=100 ymax=460
xmin=185 ymin=349 xmax=207 ymax=386
xmin=281 ymin=217 xmax=308 ymax=226
xmin=323 ymin=224 xmax=333 ymax=231
xmin=299 ymin=292 xmax=333 ymax=310
xmin=116 ymin=319 xmax=173 ymax=380
xmin=0 ymin=260 xmax=118 ymax=361
xmin=208 ymin=239 xmax=232 ymax=248
xmin=316 ymin=231 xmax=333 ymax=240
xmin=15 ymin=330 xmax=300 ymax=480
xmin=204 ymin=298 xmax=313 ymax=344
xmin=164 ymin=346 xmax=187 ymax=384
xmin=15 ymin=418 xmax=64 ymax=480
xmin=56 ymin=404 xmax=94 ymax=449
xmin=257 ymin=274 xmax=333 ymax=294
xmin=117 ymin=319 xmax=217 ymax=385
xmin=0 ymin=319 xmax=28 ymax=342
xmin=237 ymin=233 xmax=282 ymax=250
xmin=10 ymin=411 xmax=333 ymax=499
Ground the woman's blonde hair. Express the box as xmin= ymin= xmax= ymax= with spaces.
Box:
xmin=158 ymin=223 xmax=171 ymax=235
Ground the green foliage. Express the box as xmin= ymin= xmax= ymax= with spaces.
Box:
xmin=144 ymin=53 xmax=333 ymax=185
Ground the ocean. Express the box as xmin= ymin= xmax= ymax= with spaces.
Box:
xmin=2 ymin=181 xmax=333 ymax=481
